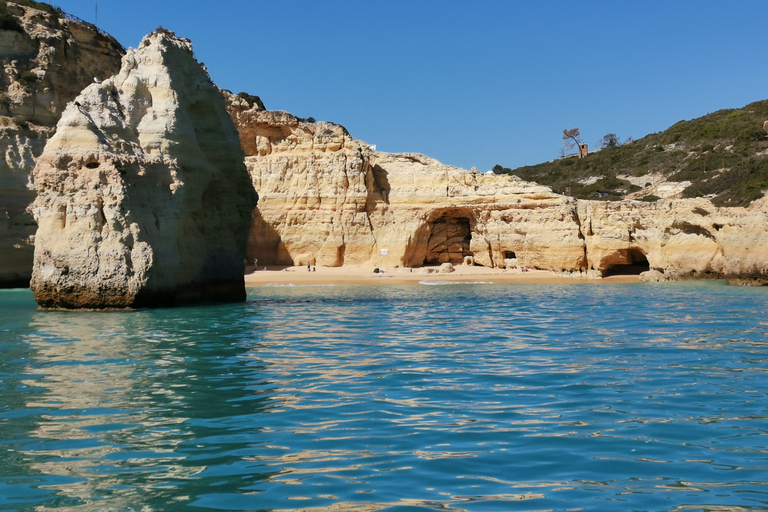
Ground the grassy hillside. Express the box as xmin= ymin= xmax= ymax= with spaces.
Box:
xmin=495 ymin=99 xmax=768 ymax=207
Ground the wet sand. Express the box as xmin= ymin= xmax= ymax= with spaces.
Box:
xmin=244 ymin=265 xmax=641 ymax=287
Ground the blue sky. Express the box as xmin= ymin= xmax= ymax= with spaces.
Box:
xmin=56 ymin=1 xmax=768 ymax=171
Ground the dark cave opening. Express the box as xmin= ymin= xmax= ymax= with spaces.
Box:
xmin=603 ymin=248 xmax=650 ymax=276
xmin=424 ymin=216 xmax=472 ymax=265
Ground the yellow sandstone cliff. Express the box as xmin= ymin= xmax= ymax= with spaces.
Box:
xmin=579 ymin=198 xmax=768 ymax=283
xmin=3 ymin=10 xmax=766 ymax=288
xmin=226 ymin=95 xmax=768 ymax=284
xmin=224 ymin=93 xmax=586 ymax=272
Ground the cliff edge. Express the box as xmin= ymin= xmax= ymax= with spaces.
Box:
xmin=0 ymin=1 xmax=124 ymax=287
xmin=224 ymin=95 xmax=585 ymax=272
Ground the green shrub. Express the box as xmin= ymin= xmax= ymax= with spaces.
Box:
xmin=498 ymin=98 xmax=768 ymax=204
xmin=236 ymin=92 xmax=265 ymax=110
xmin=0 ymin=9 xmax=23 ymax=32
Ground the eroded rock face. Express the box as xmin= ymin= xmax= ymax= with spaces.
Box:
xmin=229 ymin=99 xmax=768 ymax=283
xmin=222 ymin=96 xmax=380 ymax=267
xmin=30 ymin=30 xmax=257 ymax=308
xmin=578 ymin=199 xmax=768 ymax=283
xmin=0 ymin=2 xmax=124 ymax=287
xmin=224 ymin=98 xmax=586 ymax=271
xmin=364 ymin=152 xmax=587 ymax=271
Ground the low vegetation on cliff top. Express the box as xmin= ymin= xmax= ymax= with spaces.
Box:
xmin=495 ymin=99 xmax=768 ymax=207
xmin=0 ymin=0 xmax=62 ymax=27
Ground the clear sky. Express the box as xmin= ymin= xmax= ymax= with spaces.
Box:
xmin=55 ymin=0 xmax=768 ymax=171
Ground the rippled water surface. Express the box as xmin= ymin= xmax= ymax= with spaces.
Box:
xmin=2 ymin=282 xmax=768 ymax=511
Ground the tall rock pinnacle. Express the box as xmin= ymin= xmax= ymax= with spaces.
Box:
xmin=29 ymin=29 xmax=257 ymax=308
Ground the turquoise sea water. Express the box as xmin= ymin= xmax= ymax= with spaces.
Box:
xmin=1 ymin=282 xmax=767 ymax=511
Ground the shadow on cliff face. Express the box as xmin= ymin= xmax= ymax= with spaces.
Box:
xmin=247 ymin=208 xmax=287 ymax=266
xmin=367 ymin=164 xmax=391 ymax=205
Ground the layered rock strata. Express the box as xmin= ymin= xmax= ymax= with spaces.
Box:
xmin=579 ymin=198 xmax=768 ymax=284
xmin=228 ymin=100 xmax=768 ymax=284
xmin=224 ymin=100 xmax=586 ymax=271
xmin=0 ymin=2 xmax=124 ymax=287
xmin=30 ymin=30 xmax=257 ymax=308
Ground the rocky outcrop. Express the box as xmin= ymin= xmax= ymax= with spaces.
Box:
xmin=364 ymin=152 xmax=586 ymax=271
xmin=0 ymin=2 xmax=124 ymax=287
xmin=229 ymin=99 xmax=768 ymax=284
xmin=228 ymin=107 xmax=383 ymax=267
xmin=578 ymin=198 xmax=768 ymax=284
xmin=224 ymin=98 xmax=586 ymax=271
xmin=29 ymin=30 xmax=257 ymax=308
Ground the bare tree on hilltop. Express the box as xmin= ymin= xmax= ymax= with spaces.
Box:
xmin=562 ymin=128 xmax=585 ymax=158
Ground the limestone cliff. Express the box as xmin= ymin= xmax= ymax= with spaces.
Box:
xmin=228 ymin=98 xmax=768 ymax=284
xmin=223 ymin=96 xmax=586 ymax=272
xmin=0 ymin=1 xmax=124 ymax=287
xmin=223 ymin=99 xmax=381 ymax=266
xmin=30 ymin=30 xmax=257 ymax=308
xmin=578 ymin=198 xmax=768 ymax=283
xmin=363 ymin=152 xmax=586 ymax=271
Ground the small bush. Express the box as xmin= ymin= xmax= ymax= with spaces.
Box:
xmin=152 ymin=26 xmax=175 ymax=37
xmin=0 ymin=11 xmax=23 ymax=33
xmin=236 ymin=92 xmax=265 ymax=110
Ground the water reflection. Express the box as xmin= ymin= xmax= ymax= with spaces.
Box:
xmin=8 ymin=303 xmax=278 ymax=511
xmin=2 ymin=283 xmax=768 ymax=511
xmin=234 ymin=285 xmax=768 ymax=510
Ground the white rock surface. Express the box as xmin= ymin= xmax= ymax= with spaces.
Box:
xmin=30 ymin=30 xmax=257 ymax=308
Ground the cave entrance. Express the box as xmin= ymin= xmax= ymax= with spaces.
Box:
xmin=603 ymin=248 xmax=650 ymax=276
xmin=425 ymin=216 xmax=472 ymax=265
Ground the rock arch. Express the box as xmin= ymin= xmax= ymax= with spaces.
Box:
xmin=602 ymin=247 xmax=650 ymax=276
xmin=403 ymin=208 xmax=476 ymax=267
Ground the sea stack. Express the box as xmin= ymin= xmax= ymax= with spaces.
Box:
xmin=29 ymin=29 xmax=257 ymax=308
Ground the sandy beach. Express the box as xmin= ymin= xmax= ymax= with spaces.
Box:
xmin=244 ymin=264 xmax=641 ymax=287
